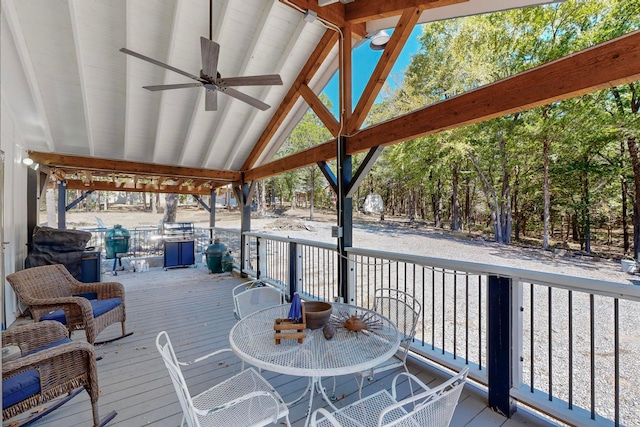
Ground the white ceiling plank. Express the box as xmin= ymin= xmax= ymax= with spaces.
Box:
xmin=68 ymin=0 xmax=95 ymax=157
xmin=202 ymin=0 xmax=278 ymax=169
xmin=2 ymin=0 xmax=56 ymax=152
xmin=222 ymin=12 xmax=311 ymax=171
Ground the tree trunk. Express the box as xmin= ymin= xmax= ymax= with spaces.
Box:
xmin=621 ymin=140 xmax=630 ymax=254
xmin=151 ymin=193 xmax=157 ymax=214
xmin=432 ymin=178 xmax=443 ymax=228
xmin=407 ymin=189 xmax=415 ymax=223
xmin=451 ymin=163 xmax=460 ymax=231
xmin=542 ymin=137 xmax=551 ymax=249
xmin=259 ymin=180 xmax=266 ymax=216
xmin=309 ymin=171 xmax=315 ymax=221
xmin=627 ymin=136 xmax=640 ymax=260
xmin=102 ymin=191 xmax=108 ymax=211
xmin=464 ymin=174 xmax=471 ymax=232
xmin=499 ymin=134 xmax=511 ymax=244
xmin=469 ymin=154 xmax=503 ymax=243
xmin=513 ymin=166 xmax=520 ymax=241
xmin=581 ymin=163 xmax=591 ymax=253
xmin=163 ymin=194 xmax=178 ymax=223
xmin=46 ymin=189 xmax=56 ymax=226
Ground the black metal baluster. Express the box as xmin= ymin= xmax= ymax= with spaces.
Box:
xmin=568 ymin=290 xmax=573 ymax=410
xmin=590 ymin=294 xmax=595 ymax=420
xmin=548 ymin=286 xmax=553 ymax=401
xmin=530 ymin=283 xmax=534 ymax=393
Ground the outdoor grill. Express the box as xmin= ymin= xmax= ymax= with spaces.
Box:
xmin=162 ymin=222 xmax=196 ymax=270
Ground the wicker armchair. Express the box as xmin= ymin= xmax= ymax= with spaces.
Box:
xmin=2 ymin=321 xmax=115 ymax=427
xmin=6 ymin=264 xmax=130 ymax=345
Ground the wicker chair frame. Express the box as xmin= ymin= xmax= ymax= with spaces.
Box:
xmin=2 ymin=321 xmax=116 ymax=427
xmin=6 ymin=264 xmax=128 ymax=345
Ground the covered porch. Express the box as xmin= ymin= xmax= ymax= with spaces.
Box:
xmin=8 ymin=265 xmax=555 ymax=427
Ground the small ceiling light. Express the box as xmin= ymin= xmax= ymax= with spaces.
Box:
xmin=369 ymin=30 xmax=390 ymax=51
xmin=22 ymin=157 xmax=34 ymax=166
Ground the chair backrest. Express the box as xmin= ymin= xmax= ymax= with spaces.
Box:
xmin=372 ymin=288 xmax=421 ymax=349
xmin=395 ymin=367 xmax=468 ymax=427
xmin=233 ymin=283 xmax=284 ymax=320
xmin=6 ymin=264 xmax=76 ymax=302
xmin=155 ymin=331 xmax=200 ymax=427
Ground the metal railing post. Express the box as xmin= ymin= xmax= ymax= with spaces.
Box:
xmin=288 ymin=241 xmax=298 ymax=300
xmin=488 ymin=274 xmax=516 ymax=417
xmin=258 ymin=237 xmax=267 ymax=280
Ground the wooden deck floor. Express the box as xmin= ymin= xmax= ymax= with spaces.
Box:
xmin=5 ymin=265 xmax=558 ymax=427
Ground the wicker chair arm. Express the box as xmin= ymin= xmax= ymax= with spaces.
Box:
xmin=72 ymin=281 xmax=125 ymax=301
xmin=2 ymin=321 xmax=69 ymax=354
xmin=27 ymin=296 xmax=94 ymax=322
xmin=2 ymin=341 xmax=98 ymax=401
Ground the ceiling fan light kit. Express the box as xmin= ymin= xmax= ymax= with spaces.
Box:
xmin=120 ymin=37 xmax=282 ymax=111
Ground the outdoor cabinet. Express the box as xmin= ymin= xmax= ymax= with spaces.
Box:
xmin=162 ymin=222 xmax=196 ymax=270
xmin=163 ymin=240 xmax=195 ymax=270
xmin=81 ymin=251 xmax=101 ymax=282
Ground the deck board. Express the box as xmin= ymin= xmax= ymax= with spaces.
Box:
xmin=4 ymin=265 xmax=557 ymax=427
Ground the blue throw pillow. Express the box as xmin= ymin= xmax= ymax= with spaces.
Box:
xmin=40 ymin=298 xmax=121 ymax=324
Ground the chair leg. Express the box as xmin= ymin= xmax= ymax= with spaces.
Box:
xmin=357 ymin=374 xmax=366 ymax=399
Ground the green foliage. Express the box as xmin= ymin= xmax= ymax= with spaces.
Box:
xmin=360 ymin=0 xmax=639 ymax=251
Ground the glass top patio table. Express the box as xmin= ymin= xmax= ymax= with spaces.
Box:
xmin=229 ymin=302 xmax=400 ymax=378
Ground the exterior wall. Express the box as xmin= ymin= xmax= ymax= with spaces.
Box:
xmin=1 ymin=96 xmax=30 ymax=327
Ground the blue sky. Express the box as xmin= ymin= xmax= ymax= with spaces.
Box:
xmin=321 ymin=25 xmax=424 ymax=117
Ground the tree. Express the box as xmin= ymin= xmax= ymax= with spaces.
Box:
xmin=163 ymin=194 xmax=178 ymax=223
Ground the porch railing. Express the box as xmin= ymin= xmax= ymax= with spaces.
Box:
xmin=226 ymin=229 xmax=640 ymax=427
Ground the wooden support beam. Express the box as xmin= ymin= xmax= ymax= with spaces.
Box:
xmin=242 ymin=29 xmax=339 ymax=170
xmin=298 ymin=84 xmax=340 ymax=136
xmin=29 ymin=151 xmax=240 ymax=181
xmin=349 ymin=8 xmax=421 ymax=133
xmin=345 ymin=0 xmax=467 ymax=24
xmin=62 ymin=179 xmax=213 ymax=196
xmin=279 ymin=0 xmax=366 ymax=37
xmin=348 ymin=30 xmax=640 ymax=153
xmin=245 ymin=140 xmax=337 ymax=182
xmin=244 ymin=31 xmax=640 ymax=183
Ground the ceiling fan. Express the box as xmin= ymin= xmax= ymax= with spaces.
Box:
xmin=120 ymin=37 xmax=282 ymax=111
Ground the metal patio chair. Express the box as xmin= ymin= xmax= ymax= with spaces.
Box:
xmin=311 ymin=367 xmax=469 ymax=427
xmin=232 ymin=280 xmax=285 ymax=320
xmin=155 ymin=331 xmax=291 ymax=427
xmin=355 ymin=288 xmax=422 ymax=398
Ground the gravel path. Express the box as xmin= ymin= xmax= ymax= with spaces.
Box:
xmin=230 ymin=214 xmax=637 ymax=286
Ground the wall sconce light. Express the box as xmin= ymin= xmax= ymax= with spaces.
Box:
xmin=22 ymin=157 xmax=34 ymax=166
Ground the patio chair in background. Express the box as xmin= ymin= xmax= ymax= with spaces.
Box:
xmin=2 ymin=321 xmax=116 ymax=427
xmin=6 ymin=264 xmax=131 ymax=345
xmin=311 ymin=367 xmax=469 ymax=427
xmin=232 ymin=280 xmax=285 ymax=320
xmin=155 ymin=331 xmax=291 ymax=427
xmin=355 ymin=288 xmax=422 ymax=398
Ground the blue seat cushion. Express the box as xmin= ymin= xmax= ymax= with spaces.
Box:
xmin=2 ymin=370 xmax=40 ymax=409
xmin=40 ymin=298 xmax=121 ymax=324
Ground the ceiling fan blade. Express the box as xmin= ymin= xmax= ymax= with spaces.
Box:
xmin=200 ymin=37 xmax=219 ymax=79
xmin=205 ymin=89 xmax=218 ymax=111
xmin=143 ymin=83 xmax=203 ymax=91
xmin=216 ymin=74 xmax=283 ymax=87
xmin=219 ymin=87 xmax=270 ymax=111
xmin=120 ymin=48 xmax=201 ymax=81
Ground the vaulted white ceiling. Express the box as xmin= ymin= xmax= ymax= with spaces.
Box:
xmin=1 ymin=0 xmax=559 ymax=174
